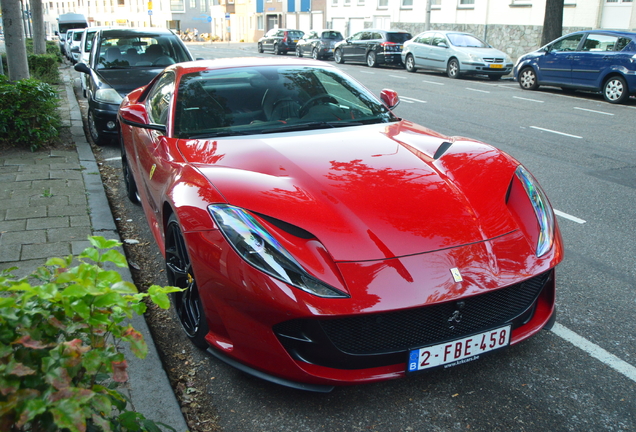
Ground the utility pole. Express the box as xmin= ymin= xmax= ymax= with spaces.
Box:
xmin=425 ymin=0 xmax=431 ymax=31
xmin=0 ymin=0 xmax=30 ymax=80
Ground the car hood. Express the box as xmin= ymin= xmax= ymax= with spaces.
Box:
xmin=97 ymin=68 xmax=163 ymax=97
xmin=178 ymin=121 xmax=520 ymax=262
xmin=454 ymin=46 xmax=507 ymax=59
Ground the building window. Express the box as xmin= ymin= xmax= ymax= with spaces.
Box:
xmin=401 ymin=0 xmax=413 ymax=7
xmin=171 ymin=0 xmax=185 ymax=11
xmin=332 ymin=0 xmax=338 ymax=5
xmin=257 ymin=15 xmax=263 ymax=29
xmin=117 ymin=0 xmax=124 ymax=5
xmin=344 ymin=0 xmax=350 ymax=5
xmin=459 ymin=0 xmax=474 ymax=5
xmin=377 ymin=0 xmax=387 ymax=7
xmin=358 ymin=0 xmax=364 ymax=4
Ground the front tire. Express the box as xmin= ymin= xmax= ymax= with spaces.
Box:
xmin=405 ymin=54 xmax=417 ymax=73
xmin=166 ymin=213 xmax=209 ymax=350
xmin=312 ymin=48 xmax=321 ymax=60
xmin=366 ymin=51 xmax=378 ymax=68
xmin=295 ymin=46 xmax=303 ymax=57
xmin=447 ymin=58 xmax=460 ymax=79
xmin=88 ymin=109 xmax=109 ymax=146
xmin=257 ymin=42 xmax=263 ymax=53
xmin=334 ymin=48 xmax=344 ymax=64
xmin=603 ymin=76 xmax=629 ymax=104
xmin=518 ymin=67 xmax=539 ymax=90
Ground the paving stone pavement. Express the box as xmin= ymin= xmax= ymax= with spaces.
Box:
xmin=0 ymin=63 xmax=188 ymax=431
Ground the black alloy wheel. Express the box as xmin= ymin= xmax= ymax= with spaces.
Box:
xmin=166 ymin=213 xmax=209 ymax=349
xmin=119 ymin=130 xmax=140 ymax=205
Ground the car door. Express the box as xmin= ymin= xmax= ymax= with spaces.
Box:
xmin=305 ymin=31 xmax=319 ymax=55
xmin=263 ymin=29 xmax=277 ymax=51
xmin=536 ymin=33 xmax=584 ymax=84
xmin=343 ymin=31 xmax=364 ymax=61
xmin=570 ymin=33 xmax=622 ymax=88
xmin=409 ymin=32 xmax=433 ymax=68
xmin=428 ymin=33 xmax=450 ymax=71
xmin=133 ymin=72 xmax=176 ymax=217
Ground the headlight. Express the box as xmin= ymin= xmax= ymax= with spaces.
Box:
xmin=94 ymin=88 xmax=123 ymax=104
xmin=468 ymin=53 xmax=483 ymax=62
xmin=514 ymin=166 xmax=555 ymax=257
xmin=208 ymin=204 xmax=349 ymax=298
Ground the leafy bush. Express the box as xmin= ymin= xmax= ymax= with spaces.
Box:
xmin=0 ymin=236 xmax=182 ymax=432
xmin=27 ymin=54 xmax=61 ymax=84
xmin=0 ymin=74 xmax=62 ymax=151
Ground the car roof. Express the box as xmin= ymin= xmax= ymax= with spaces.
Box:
xmin=99 ymin=27 xmax=177 ymax=38
xmin=566 ymin=29 xmax=636 ymax=38
xmin=362 ymin=29 xmax=410 ymax=33
xmin=167 ymin=57 xmax=332 ymax=74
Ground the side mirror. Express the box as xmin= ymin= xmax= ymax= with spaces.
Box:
xmin=71 ymin=46 xmax=80 ymax=53
xmin=438 ymin=42 xmax=448 ymax=49
xmin=380 ymin=89 xmax=399 ymax=110
xmin=119 ymin=104 xmax=166 ymax=132
xmin=74 ymin=62 xmax=91 ymax=74
xmin=346 ymin=37 xmax=352 ymax=43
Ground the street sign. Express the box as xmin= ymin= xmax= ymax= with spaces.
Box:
xmin=207 ymin=16 xmax=212 ymax=23
xmin=225 ymin=13 xmax=230 ymax=20
xmin=148 ymin=10 xmax=153 ymax=15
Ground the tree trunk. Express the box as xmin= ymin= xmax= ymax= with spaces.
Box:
xmin=30 ymin=0 xmax=46 ymax=54
xmin=541 ymin=0 xmax=565 ymax=47
xmin=0 ymin=0 xmax=30 ymax=80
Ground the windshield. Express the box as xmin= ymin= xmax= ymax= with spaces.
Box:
xmin=447 ymin=33 xmax=488 ymax=48
xmin=73 ymin=31 xmax=83 ymax=42
xmin=174 ymin=66 xmax=398 ymax=139
xmin=96 ymin=34 xmax=191 ymax=69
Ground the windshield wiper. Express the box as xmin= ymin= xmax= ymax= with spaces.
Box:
xmin=186 ymin=130 xmax=252 ymax=139
xmin=261 ymin=121 xmax=363 ymax=134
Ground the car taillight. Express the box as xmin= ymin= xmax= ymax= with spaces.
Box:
xmin=283 ymin=32 xmax=288 ymax=43
xmin=381 ymin=41 xmax=397 ymax=51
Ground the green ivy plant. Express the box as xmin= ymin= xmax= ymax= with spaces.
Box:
xmin=0 ymin=236 xmax=182 ymax=432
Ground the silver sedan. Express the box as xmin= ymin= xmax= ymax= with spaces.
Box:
xmin=401 ymin=31 xmax=513 ymax=80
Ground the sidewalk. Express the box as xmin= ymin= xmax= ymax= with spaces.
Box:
xmin=0 ymin=63 xmax=188 ymax=431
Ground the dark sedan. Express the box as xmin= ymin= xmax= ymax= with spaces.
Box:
xmin=334 ymin=29 xmax=412 ymax=67
xmin=295 ymin=30 xmax=344 ymax=60
xmin=257 ymin=28 xmax=304 ymax=55
xmin=74 ymin=27 xmax=193 ymax=145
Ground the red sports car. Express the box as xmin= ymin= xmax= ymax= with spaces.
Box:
xmin=118 ymin=58 xmax=563 ymax=392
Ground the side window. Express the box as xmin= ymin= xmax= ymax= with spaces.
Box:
xmin=582 ymin=34 xmax=619 ymax=52
xmin=146 ymin=72 xmax=175 ymax=126
xmin=351 ymin=32 xmax=363 ymax=41
xmin=373 ymin=32 xmax=382 ymax=40
xmin=550 ymin=34 xmax=583 ymax=52
xmin=615 ymin=37 xmax=630 ymax=51
xmin=431 ymin=33 xmax=445 ymax=47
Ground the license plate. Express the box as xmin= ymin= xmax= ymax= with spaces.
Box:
xmin=407 ymin=325 xmax=511 ymax=372
xmin=293 ymin=39 xmax=298 ymax=43
xmin=489 ymin=64 xmax=503 ymax=69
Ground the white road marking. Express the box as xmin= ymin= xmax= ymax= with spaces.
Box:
xmin=389 ymin=74 xmax=407 ymax=79
xmin=466 ymin=87 xmax=490 ymax=94
xmin=423 ymin=80 xmax=444 ymax=86
xmin=530 ymin=126 xmax=583 ymax=139
xmin=574 ymin=107 xmax=614 ymax=116
xmin=554 ymin=209 xmax=586 ymax=224
xmin=401 ymin=99 xmax=415 ymax=104
xmin=552 ymin=323 xmax=636 ymax=383
xmin=513 ymin=96 xmax=544 ymax=103
xmin=104 ymin=157 xmax=122 ymax=161
xmin=358 ymin=70 xmax=375 ymax=74
xmin=401 ymin=96 xmax=427 ymax=104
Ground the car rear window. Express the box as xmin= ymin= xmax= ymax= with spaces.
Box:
xmin=287 ymin=31 xmax=304 ymax=39
xmin=387 ymin=33 xmax=412 ymax=43
xmin=322 ymin=31 xmax=343 ymax=41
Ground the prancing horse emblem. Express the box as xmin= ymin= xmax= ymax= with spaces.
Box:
xmin=450 ymin=267 xmax=463 ymax=283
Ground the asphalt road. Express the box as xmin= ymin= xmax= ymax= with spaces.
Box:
xmin=85 ymin=44 xmax=636 ymax=431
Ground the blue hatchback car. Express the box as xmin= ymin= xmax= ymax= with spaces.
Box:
xmin=513 ymin=30 xmax=636 ymax=104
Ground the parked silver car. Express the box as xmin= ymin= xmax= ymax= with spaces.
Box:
xmin=401 ymin=31 xmax=513 ymax=80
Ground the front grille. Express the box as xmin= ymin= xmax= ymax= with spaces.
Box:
xmin=484 ymin=57 xmax=505 ymax=63
xmin=274 ymin=271 xmax=551 ymax=369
